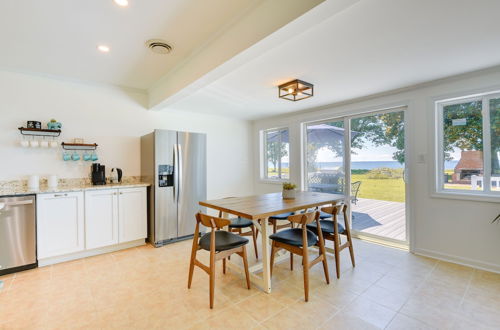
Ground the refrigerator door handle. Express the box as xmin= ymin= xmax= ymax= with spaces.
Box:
xmin=173 ymin=143 xmax=178 ymax=202
xmin=177 ymin=144 xmax=183 ymax=204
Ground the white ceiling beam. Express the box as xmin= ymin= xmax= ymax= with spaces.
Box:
xmin=147 ymin=0 xmax=330 ymax=110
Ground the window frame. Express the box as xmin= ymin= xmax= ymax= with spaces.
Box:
xmin=434 ymin=91 xmax=500 ymax=200
xmin=261 ymin=127 xmax=290 ymax=182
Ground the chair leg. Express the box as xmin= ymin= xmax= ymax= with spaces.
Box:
xmin=289 ymin=222 xmax=294 ymax=271
xmin=188 ymin=239 xmax=197 ymax=289
xmin=270 ymin=241 xmax=276 ymax=277
xmin=303 ymin=252 xmax=310 ymax=302
xmin=223 ymin=258 xmax=226 ymax=274
xmin=318 ymin=238 xmax=330 ymax=285
xmin=251 ymin=225 xmax=259 ymax=259
xmin=209 ymin=250 xmax=215 ymax=309
xmin=241 ymin=246 xmax=251 ymax=290
xmin=333 ymin=235 xmax=341 ymax=279
xmin=272 ymin=219 xmax=277 ymax=233
xmin=346 ymin=234 xmax=356 ymax=267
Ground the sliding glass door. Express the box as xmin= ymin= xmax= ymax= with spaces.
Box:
xmin=349 ymin=110 xmax=406 ymax=243
xmin=304 ymin=108 xmax=408 ymax=245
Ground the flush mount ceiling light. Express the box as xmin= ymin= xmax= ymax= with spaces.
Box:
xmin=97 ymin=45 xmax=110 ymax=53
xmin=113 ymin=0 xmax=129 ymax=7
xmin=145 ymin=39 xmax=173 ymax=54
xmin=278 ymin=79 xmax=313 ymax=101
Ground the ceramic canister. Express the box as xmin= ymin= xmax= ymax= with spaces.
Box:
xmin=48 ymin=175 xmax=58 ymax=188
xmin=28 ymin=175 xmax=40 ymax=190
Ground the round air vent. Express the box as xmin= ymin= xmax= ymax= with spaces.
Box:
xmin=145 ymin=39 xmax=173 ymax=54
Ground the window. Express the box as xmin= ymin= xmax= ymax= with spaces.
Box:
xmin=436 ymin=93 xmax=500 ymax=196
xmin=263 ymin=128 xmax=289 ymax=180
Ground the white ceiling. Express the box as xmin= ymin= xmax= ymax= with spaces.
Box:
xmin=0 ymin=0 xmax=260 ymax=90
xmin=171 ymin=0 xmax=500 ymax=120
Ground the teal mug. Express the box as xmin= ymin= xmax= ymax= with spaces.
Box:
xmin=62 ymin=152 xmax=71 ymax=161
xmin=72 ymin=151 xmax=80 ymax=161
xmin=83 ymin=152 xmax=92 ymax=161
xmin=91 ymin=152 xmax=98 ymax=161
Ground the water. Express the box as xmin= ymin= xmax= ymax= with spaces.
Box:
xmin=277 ymin=160 xmax=459 ymax=170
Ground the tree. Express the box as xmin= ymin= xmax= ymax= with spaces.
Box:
xmin=442 ymin=101 xmax=483 ymax=160
xmin=266 ymin=140 xmax=288 ymax=172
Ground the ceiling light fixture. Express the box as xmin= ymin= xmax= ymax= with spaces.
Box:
xmin=113 ymin=0 xmax=129 ymax=7
xmin=278 ymin=79 xmax=313 ymax=101
xmin=97 ymin=45 xmax=110 ymax=53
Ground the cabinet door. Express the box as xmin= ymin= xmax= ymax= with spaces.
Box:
xmin=118 ymin=187 xmax=147 ymax=243
xmin=85 ymin=189 xmax=118 ymax=249
xmin=37 ymin=192 xmax=84 ymax=259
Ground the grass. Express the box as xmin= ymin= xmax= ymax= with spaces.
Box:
xmin=352 ymin=173 xmax=405 ymax=203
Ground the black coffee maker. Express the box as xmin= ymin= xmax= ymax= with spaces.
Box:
xmin=91 ymin=163 xmax=106 ymax=185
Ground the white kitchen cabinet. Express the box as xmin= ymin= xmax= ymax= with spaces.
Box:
xmin=118 ymin=187 xmax=147 ymax=243
xmin=37 ymin=192 xmax=85 ymax=259
xmin=84 ymin=189 xmax=119 ymax=249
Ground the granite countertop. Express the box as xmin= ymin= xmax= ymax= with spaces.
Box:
xmin=0 ymin=177 xmax=151 ymax=197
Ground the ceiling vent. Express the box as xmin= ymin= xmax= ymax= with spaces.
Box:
xmin=145 ymin=39 xmax=173 ymax=54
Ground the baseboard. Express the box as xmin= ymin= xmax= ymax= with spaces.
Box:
xmin=414 ymin=248 xmax=500 ymax=274
xmin=38 ymin=239 xmax=146 ymax=267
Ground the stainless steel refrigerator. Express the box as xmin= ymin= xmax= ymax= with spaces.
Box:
xmin=141 ymin=130 xmax=207 ymax=247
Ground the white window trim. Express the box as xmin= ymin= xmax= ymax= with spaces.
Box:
xmin=260 ymin=127 xmax=290 ymax=182
xmin=433 ymin=91 xmax=500 ymax=202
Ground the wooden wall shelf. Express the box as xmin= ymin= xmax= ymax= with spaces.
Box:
xmin=18 ymin=127 xmax=61 ymax=137
xmin=61 ymin=142 xmax=98 ymax=151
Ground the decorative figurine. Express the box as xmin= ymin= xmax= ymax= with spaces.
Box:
xmin=47 ymin=119 xmax=62 ymax=130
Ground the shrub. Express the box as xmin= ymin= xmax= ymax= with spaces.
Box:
xmin=367 ymin=167 xmax=404 ymax=179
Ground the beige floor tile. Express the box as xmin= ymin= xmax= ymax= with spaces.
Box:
xmin=386 ymin=313 xmax=436 ymax=330
xmin=319 ymin=313 xmax=382 ymax=330
xmin=236 ymin=292 xmax=287 ymax=323
xmin=400 ymin=296 xmax=459 ymax=329
xmin=190 ymin=305 xmax=259 ymax=330
xmin=360 ymin=284 xmax=411 ymax=311
xmin=344 ymin=296 xmax=397 ymax=328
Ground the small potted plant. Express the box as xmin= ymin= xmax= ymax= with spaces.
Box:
xmin=282 ymin=182 xmax=297 ymax=199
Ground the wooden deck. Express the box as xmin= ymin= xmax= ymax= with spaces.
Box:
xmin=351 ymin=198 xmax=406 ymax=241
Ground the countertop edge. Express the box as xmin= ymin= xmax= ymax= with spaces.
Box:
xmin=0 ymin=183 xmax=151 ymax=197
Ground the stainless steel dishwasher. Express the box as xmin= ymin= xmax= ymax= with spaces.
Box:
xmin=0 ymin=195 xmax=37 ymax=275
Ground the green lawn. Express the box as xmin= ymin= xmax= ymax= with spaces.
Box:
xmin=352 ymin=173 xmax=405 ymax=203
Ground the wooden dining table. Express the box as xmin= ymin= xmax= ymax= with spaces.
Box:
xmin=199 ymin=191 xmax=346 ymax=293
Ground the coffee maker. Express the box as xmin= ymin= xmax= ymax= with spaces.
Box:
xmin=91 ymin=163 xmax=106 ymax=185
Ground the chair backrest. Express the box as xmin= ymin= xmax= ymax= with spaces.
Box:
xmin=287 ymin=210 xmax=319 ymax=225
xmin=320 ymin=203 xmax=346 ymax=216
xmin=351 ymin=181 xmax=361 ymax=195
xmin=196 ymin=212 xmax=231 ymax=229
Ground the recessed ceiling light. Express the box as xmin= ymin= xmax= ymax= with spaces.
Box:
xmin=113 ymin=0 xmax=129 ymax=7
xmin=97 ymin=45 xmax=110 ymax=53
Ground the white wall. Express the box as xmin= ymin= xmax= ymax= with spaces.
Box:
xmin=252 ymin=67 xmax=500 ymax=272
xmin=0 ymin=70 xmax=254 ymax=199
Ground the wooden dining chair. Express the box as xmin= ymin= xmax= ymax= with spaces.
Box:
xmin=218 ymin=211 xmax=259 ymax=259
xmin=269 ymin=211 xmax=330 ymax=301
xmin=188 ymin=212 xmax=251 ymax=309
xmin=306 ymin=203 xmax=355 ymax=278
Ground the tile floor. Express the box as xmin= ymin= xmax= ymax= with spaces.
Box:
xmin=0 ymin=238 xmax=499 ymax=329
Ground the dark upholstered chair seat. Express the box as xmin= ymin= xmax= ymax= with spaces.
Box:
xmin=269 ymin=212 xmax=294 ymax=220
xmin=319 ymin=211 xmax=332 ymax=219
xmin=199 ymin=231 xmax=248 ymax=251
xmin=228 ymin=217 xmax=253 ymax=228
xmin=307 ymin=220 xmax=345 ymax=235
xmin=269 ymin=228 xmax=318 ymax=247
